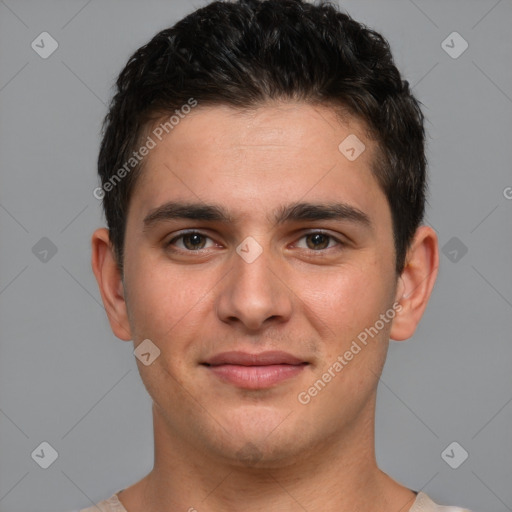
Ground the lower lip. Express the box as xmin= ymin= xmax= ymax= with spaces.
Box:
xmin=204 ymin=364 xmax=307 ymax=389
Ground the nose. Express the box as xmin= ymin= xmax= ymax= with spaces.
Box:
xmin=215 ymin=241 xmax=293 ymax=332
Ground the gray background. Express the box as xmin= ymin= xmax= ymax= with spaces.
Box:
xmin=0 ymin=1 xmax=511 ymax=511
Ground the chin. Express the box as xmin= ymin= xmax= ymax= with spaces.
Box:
xmin=221 ymin=438 xmax=306 ymax=470
xmin=201 ymin=408 xmax=314 ymax=469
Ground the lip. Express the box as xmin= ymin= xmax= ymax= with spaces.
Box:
xmin=204 ymin=350 xmax=305 ymax=366
xmin=202 ymin=351 xmax=309 ymax=389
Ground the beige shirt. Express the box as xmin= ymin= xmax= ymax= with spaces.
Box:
xmin=76 ymin=490 xmax=473 ymax=511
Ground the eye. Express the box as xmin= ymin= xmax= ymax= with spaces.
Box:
xmin=166 ymin=231 xmax=216 ymax=251
xmin=295 ymin=231 xmax=343 ymax=251
xmin=165 ymin=230 xmax=344 ymax=254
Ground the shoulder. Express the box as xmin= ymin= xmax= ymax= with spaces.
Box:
xmin=411 ymin=491 xmax=473 ymax=512
xmin=74 ymin=492 xmax=127 ymax=512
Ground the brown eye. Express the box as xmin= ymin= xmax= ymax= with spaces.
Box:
xmin=293 ymin=231 xmax=345 ymax=253
xmin=181 ymin=233 xmax=207 ymax=250
xmin=305 ymin=233 xmax=331 ymax=250
xmin=167 ymin=231 xmax=214 ymax=251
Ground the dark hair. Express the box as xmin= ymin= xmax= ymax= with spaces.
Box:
xmin=97 ymin=0 xmax=427 ymax=276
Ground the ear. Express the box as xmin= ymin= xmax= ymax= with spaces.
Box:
xmin=390 ymin=225 xmax=439 ymax=341
xmin=91 ymin=227 xmax=132 ymax=341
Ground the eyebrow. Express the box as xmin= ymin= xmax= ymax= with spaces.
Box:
xmin=142 ymin=200 xmax=371 ymax=231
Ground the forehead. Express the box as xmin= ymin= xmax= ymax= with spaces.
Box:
xmin=144 ymin=102 xmax=375 ymax=165
xmin=129 ymin=102 xmax=387 ymax=224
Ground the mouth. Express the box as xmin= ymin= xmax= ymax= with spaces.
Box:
xmin=201 ymin=351 xmax=309 ymax=389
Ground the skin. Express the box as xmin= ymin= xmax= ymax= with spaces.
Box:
xmin=91 ymin=102 xmax=438 ymax=512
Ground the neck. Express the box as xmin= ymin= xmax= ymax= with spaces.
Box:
xmin=119 ymin=396 xmax=417 ymax=512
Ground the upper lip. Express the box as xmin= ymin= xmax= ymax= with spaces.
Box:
xmin=203 ymin=351 xmax=306 ymax=366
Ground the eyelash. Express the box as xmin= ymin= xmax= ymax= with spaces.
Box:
xmin=165 ymin=230 xmax=345 ymax=254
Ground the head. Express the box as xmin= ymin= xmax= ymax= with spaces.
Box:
xmin=92 ymin=0 xmax=438 ymax=468
xmin=97 ymin=0 xmax=427 ymax=277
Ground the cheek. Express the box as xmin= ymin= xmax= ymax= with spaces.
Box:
xmin=293 ymin=266 xmax=394 ymax=375
xmin=124 ymin=256 xmax=214 ymax=343
xmin=299 ymin=262 xmax=389 ymax=325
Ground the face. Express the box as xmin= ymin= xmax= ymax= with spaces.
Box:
xmin=116 ymin=102 xmax=402 ymax=466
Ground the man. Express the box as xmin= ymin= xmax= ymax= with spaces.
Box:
xmin=85 ymin=0 xmax=472 ymax=510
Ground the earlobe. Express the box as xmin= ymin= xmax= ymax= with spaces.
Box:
xmin=390 ymin=225 xmax=439 ymax=341
xmin=91 ymin=228 xmax=132 ymax=341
